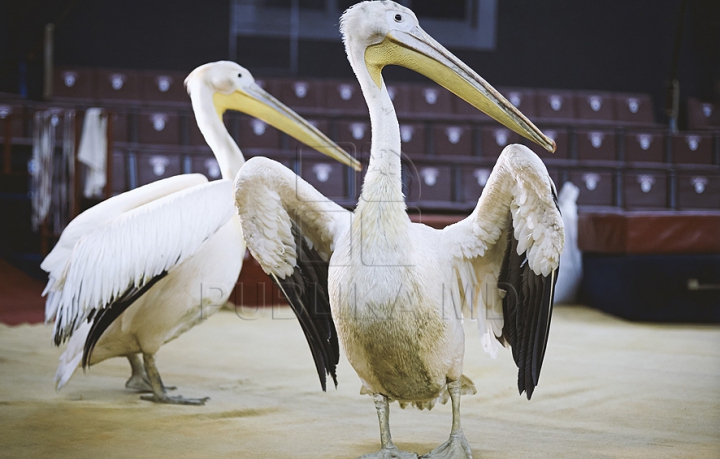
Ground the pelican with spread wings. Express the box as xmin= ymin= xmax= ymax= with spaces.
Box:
xmin=234 ymin=2 xmax=563 ymax=457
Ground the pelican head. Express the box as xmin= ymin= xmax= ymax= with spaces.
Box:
xmin=186 ymin=61 xmax=361 ymax=171
xmin=341 ymin=1 xmax=555 ymax=152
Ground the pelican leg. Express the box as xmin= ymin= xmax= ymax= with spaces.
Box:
xmin=420 ymin=380 xmax=472 ymax=459
xmin=358 ymin=393 xmax=418 ymax=459
xmin=125 ymin=354 xmax=176 ymax=392
xmin=124 ymin=354 xmax=153 ymax=392
xmin=139 ymin=353 xmax=209 ymax=405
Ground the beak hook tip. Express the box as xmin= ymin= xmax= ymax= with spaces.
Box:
xmin=547 ymin=139 xmax=557 ymax=153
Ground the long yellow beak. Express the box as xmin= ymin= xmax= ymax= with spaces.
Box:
xmin=213 ymin=85 xmax=362 ymax=170
xmin=364 ymin=26 xmax=555 ymax=153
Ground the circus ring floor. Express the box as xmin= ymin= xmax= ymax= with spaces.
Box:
xmin=0 ymin=302 xmax=718 ymax=459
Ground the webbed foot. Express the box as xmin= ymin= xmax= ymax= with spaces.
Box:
xmin=140 ymin=393 xmax=210 ymax=405
xmin=358 ymin=446 xmax=418 ymax=459
xmin=420 ymin=433 xmax=472 ymax=459
xmin=125 ymin=374 xmax=153 ymax=392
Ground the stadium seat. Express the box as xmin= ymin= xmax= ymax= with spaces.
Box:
xmin=135 ymin=151 xmax=182 ymax=186
xmin=323 ymin=80 xmax=367 ymax=114
xmin=239 ymin=115 xmax=281 ymax=149
xmin=672 ymin=132 xmax=714 ymax=164
xmin=141 ymin=71 xmax=190 ymax=104
xmin=299 ymin=157 xmax=347 ymax=201
xmin=574 ymin=91 xmax=616 ymax=122
xmin=623 ymin=169 xmax=668 ymax=209
xmin=399 ymin=122 xmax=426 ymax=157
xmin=568 ymin=169 xmax=614 ymax=206
xmin=576 ymin=129 xmax=617 ymax=161
xmin=624 ymin=130 xmax=664 ymax=163
xmin=336 ymin=120 xmax=371 ymax=157
xmin=460 ymin=165 xmax=492 ymax=203
xmin=406 ymin=163 xmax=453 ymax=203
xmin=615 ymin=93 xmax=654 ymax=125
xmin=481 ymin=126 xmax=520 ymax=159
xmin=53 ymin=68 xmax=96 ymax=100
xmin=276 ymin=79 xmax=324 ymax=110
xmin=687 ymin=98 xmax=720 ymax=130
xmin=676 ymin=171 xmax=720 ymax=209
xmin=96 ymin=69 xmax=141 ymax=102
xmin=190 ymin=154 xmax=223 ymax=181
xmin=136 ymin=111 xmax=180 ymax=144
xmin=410 ymin=84 xmax=452 ymax=115
xmin=0 ymin=103 xmax=26 ymax=139
xmin=536 ymin=90 xmax=575 ymax=120
xmin=433 ymin=124 xmax=473 ymax=156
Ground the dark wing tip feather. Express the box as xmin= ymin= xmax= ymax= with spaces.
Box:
xmin=269 ymin=221 xmax=339 ymax=392
xmin=82 ymin=272 xmax=168 ymax=369
xmin=498 ymin=217 xmax=558 ymax=400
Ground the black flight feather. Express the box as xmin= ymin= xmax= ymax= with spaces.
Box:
xmin=498 ymin=215 xmax=559 ymax=400
xmin=82 ymin=271 xmax=168 ymax=369
xmin=269 ymin=220 xmax=339 ymax=392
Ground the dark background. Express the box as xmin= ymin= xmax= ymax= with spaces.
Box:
xmin=1 ymin=0 xmax=719 ymax=126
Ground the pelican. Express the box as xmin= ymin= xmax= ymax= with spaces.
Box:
xmin=42 ymin=61 xmax=359 ymax=405
xmin=234 ymin=2 xmax=562 ymax=457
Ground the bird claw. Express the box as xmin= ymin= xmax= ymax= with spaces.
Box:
xmin=420 ymin=433 xmax=472 ymax=459
xmin=140 ymin=394 xmax=210 ymax=405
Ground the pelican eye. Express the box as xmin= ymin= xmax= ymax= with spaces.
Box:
xmin=237 ymin=73 xmax=243 ymax=78
xmin=394 ymin=13 xmax=402 ymax=22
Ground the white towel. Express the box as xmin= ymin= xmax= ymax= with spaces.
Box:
xmin=77 ymin=108 xmax=107 ymax=198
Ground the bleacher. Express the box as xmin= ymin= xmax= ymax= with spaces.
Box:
xmin=1 ymin=66 xmax=718 ymax=262
xmin=3 ymin=66 xmax=717 ymax=213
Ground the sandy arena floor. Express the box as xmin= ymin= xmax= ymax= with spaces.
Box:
xmin=0 ymin=305 xmax=718 ymax=459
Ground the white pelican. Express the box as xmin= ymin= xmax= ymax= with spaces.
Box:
xmin=234 ymin=2 xmax=562 ymax=457
xmin=43 ymin=61 xmax=359 ymax=405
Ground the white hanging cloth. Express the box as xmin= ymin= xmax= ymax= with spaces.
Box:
xmin=77 ymin=108 xmax=107 ymax=198
xmin=54 ymin=110 xmax=75 ymax=232
xmin=30 ymin=109 xmax=76 ymax=233
xmin=554 ymin=181 xmax=583 ymax=304
xmin=30 ymin=111 xmax=55 ymax=231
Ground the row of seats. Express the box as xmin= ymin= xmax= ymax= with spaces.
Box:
xmin=2 ymin=95 xmax=718 ymax=213
xmin=687 ymin=97 xmax=720 ymax=131
xmin=54 ymin=68 xmax=190 ymax=106
xmin=52 ymin=67 xmax=661 ymax=126
xmin=2 ymin=102 xmax=716 ymax=166
xmin=43 ymin=67 xmax=720 ymax=134
xmin=105 ymin=147 xmax=719 ymax=211
xmin=273 ymin=80 xmax=658 ymax=126
xmin=412 ymin=164 xmax=719 ymax=211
